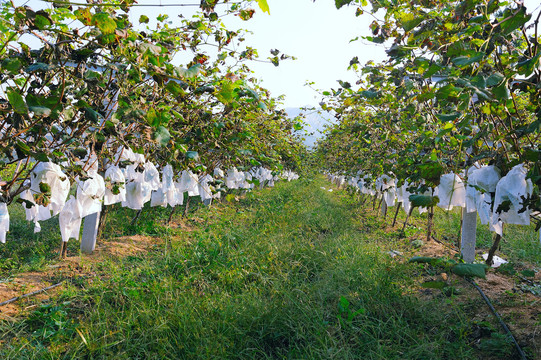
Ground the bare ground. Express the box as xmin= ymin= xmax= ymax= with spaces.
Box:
xmin=407 ymin=234 xmax=541 ymax=359
xmin=0 ymin=234 xmax=160 ymax=318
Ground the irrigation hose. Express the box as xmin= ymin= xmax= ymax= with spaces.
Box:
xmin=329 ymin=187 xmax=530 ymax=358
xmin=466 ymin=278 xmax=528 ymax=360
xmin=0 ymin=282 xmax=64 ymax=308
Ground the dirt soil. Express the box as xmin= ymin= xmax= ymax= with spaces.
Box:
xmin=409 ymin=236 xmax=541 ymax=360
xmin=0 ymin=234 xmax=160 ymax=319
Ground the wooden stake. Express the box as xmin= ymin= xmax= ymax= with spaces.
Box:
xmin=392 ymin=202 xmax=402 ymax=227
xmin=131 ymin=209 xmax=142 ymax=225
xmin=426 ymin=206 xmax=434 ymax=243
xmin=59 ymin=240 xmax=66 ymax=259
xmin=62 ymin=242 xmax=68 ymax=258
xmin=97 ymin=206 xmax=109 ymax=239
xmin=402 ymin=206 xmax=414 ymax=232
xmin=183 ymin=196 xmax=191 ymax=218
xmin=359 ymin=194 xmax=368 ymax=207
xmin=167 ymin=205 xmax=177 ymax=224
xmin=486 ymin=231 xmax=503 ymax=266
xmin=377 ymin=196 xmax=384 ymax=213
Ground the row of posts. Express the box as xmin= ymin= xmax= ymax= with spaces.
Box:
xmin=82 ymin=194 xmax=480 ymax=258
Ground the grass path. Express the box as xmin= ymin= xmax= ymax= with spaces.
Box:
xmin=1 ymin=177 xmax=479 ymax=359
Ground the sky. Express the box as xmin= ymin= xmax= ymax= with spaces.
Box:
xmin=112 ymin=0 xmax=388 ymax=108
xmin=14 ymin=0 xmax=387 ymax=108
xmin=220 ymin=0 xmax=388 ymax=108
xmin=12 ymin=0 xmax=541 ymax=108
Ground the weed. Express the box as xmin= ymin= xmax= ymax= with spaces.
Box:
xmin=0 ymin=177 xmax=482 ymax=359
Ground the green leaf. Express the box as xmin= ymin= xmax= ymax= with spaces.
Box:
xmin=26 ymin=62 xmax=54 ymax=73
xmin=492 ymin=81 xmax=509 ymax=100
xmin=486 ymin=72 xmax=505 ymax=87
xmin=418 ymin=161 xmax=444 ymax=184
xmin=139 ymin=15 xmax=149 ymax=23
xmin=335 ymin=0 xmax=352 ymax=9
xmin=2 ymin=58 xmax=22 ymax=73
xmin=358 ymin=90 xmax=380 ymax=99
xmin=451 ymin=263 xmax=487 ymax=279
xmin=471 ymin=74 xmax=486 ymax=89
xmin=153 ymin=125 xmax=171 ymax=146
xmin=499 ymin=6 xmax=531 ymax=35
xmin=364 ymin=35 xmax=385 ymax=44
xmin=91 ymin=12 xmax=117 ymax=35
xmin=165 ymin=81 xmax=185 ymax=97
xmin=146 ymin=108 xmax=159 ymax=127
xmin=397 ymin=12 xmax=423 ymax=32
xmin=257 ymin=101 xmax=268 ymax=111
xmin=256 ymin=0 xmax=270 ymax=14
xmin=74 ymin=7 xmax=92 ymax=25
xmin=39 ymin=182 xmax=51 ymax=194
xmin=7 ymin=89 xmax=28 ymax=115
xmin=72 ymin=148 xmax=88 ymax=158
xmin=417 ymin=91 xmax=435 ymax=102
xmin=424 ymin=63 xmax=442 ymax=78
xmin=194 ymin=85 xmax=215 ymax=95
xmin=33 ymin=152 xmax=49 ymax=162
xmin=217 ymin=81 xmax=238 ymax=105
xmin=436 ymin=112 xmax=461 ymax=122
xmin=451 ymin=53 xmax=484 ymax=66
xmin=16 ymin=140 xmax=31 ymax=155
xmin=29 ymin=106 xmax=51 ymax=117
xmin=34 ymin=14 xmax=51 ymax=30
xmin=523 ymin=148 xmax=541 ymax=162
xmin=436 ymin=84 xmax=460 ymax=100
xmin=84 ymin=107 xmax=99 ymax=122
xmin=517 ymin=53 xmax=541 ymax=77
xmin=496 ymin=263 xmax=516 ymax=276
xmin=409 ymin=195 xmax=439 ymax=208
xmin=177 ymin=64 xmax=201 ymax=79
xmin=239 ymin=88 xmax=260 ymax=100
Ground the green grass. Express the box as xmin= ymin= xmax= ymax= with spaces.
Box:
xmin=0 ymin=204 xmax=66 ymax=275
xmin=431 ymin=207 xmax=541 ymax=266
xmin=0 ymin=177 xmax=478 ymax=359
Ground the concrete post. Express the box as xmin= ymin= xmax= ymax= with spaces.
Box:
xmin=81 ymin=211 xmax=100 ymax=254
xmin=460 ymin=208 xmax=477 ymax=263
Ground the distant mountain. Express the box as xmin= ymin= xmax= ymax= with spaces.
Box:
xmin=286 ymin=107 xmax=334 ymax=148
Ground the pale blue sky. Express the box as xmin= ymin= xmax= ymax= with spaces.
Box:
xmin=12 ymin=0 xmax=541 ymax=108
xmin=15 ymin=0 xmax=386 ymax=108
xmin=220 ymin=0 xmax=386 ymax=108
